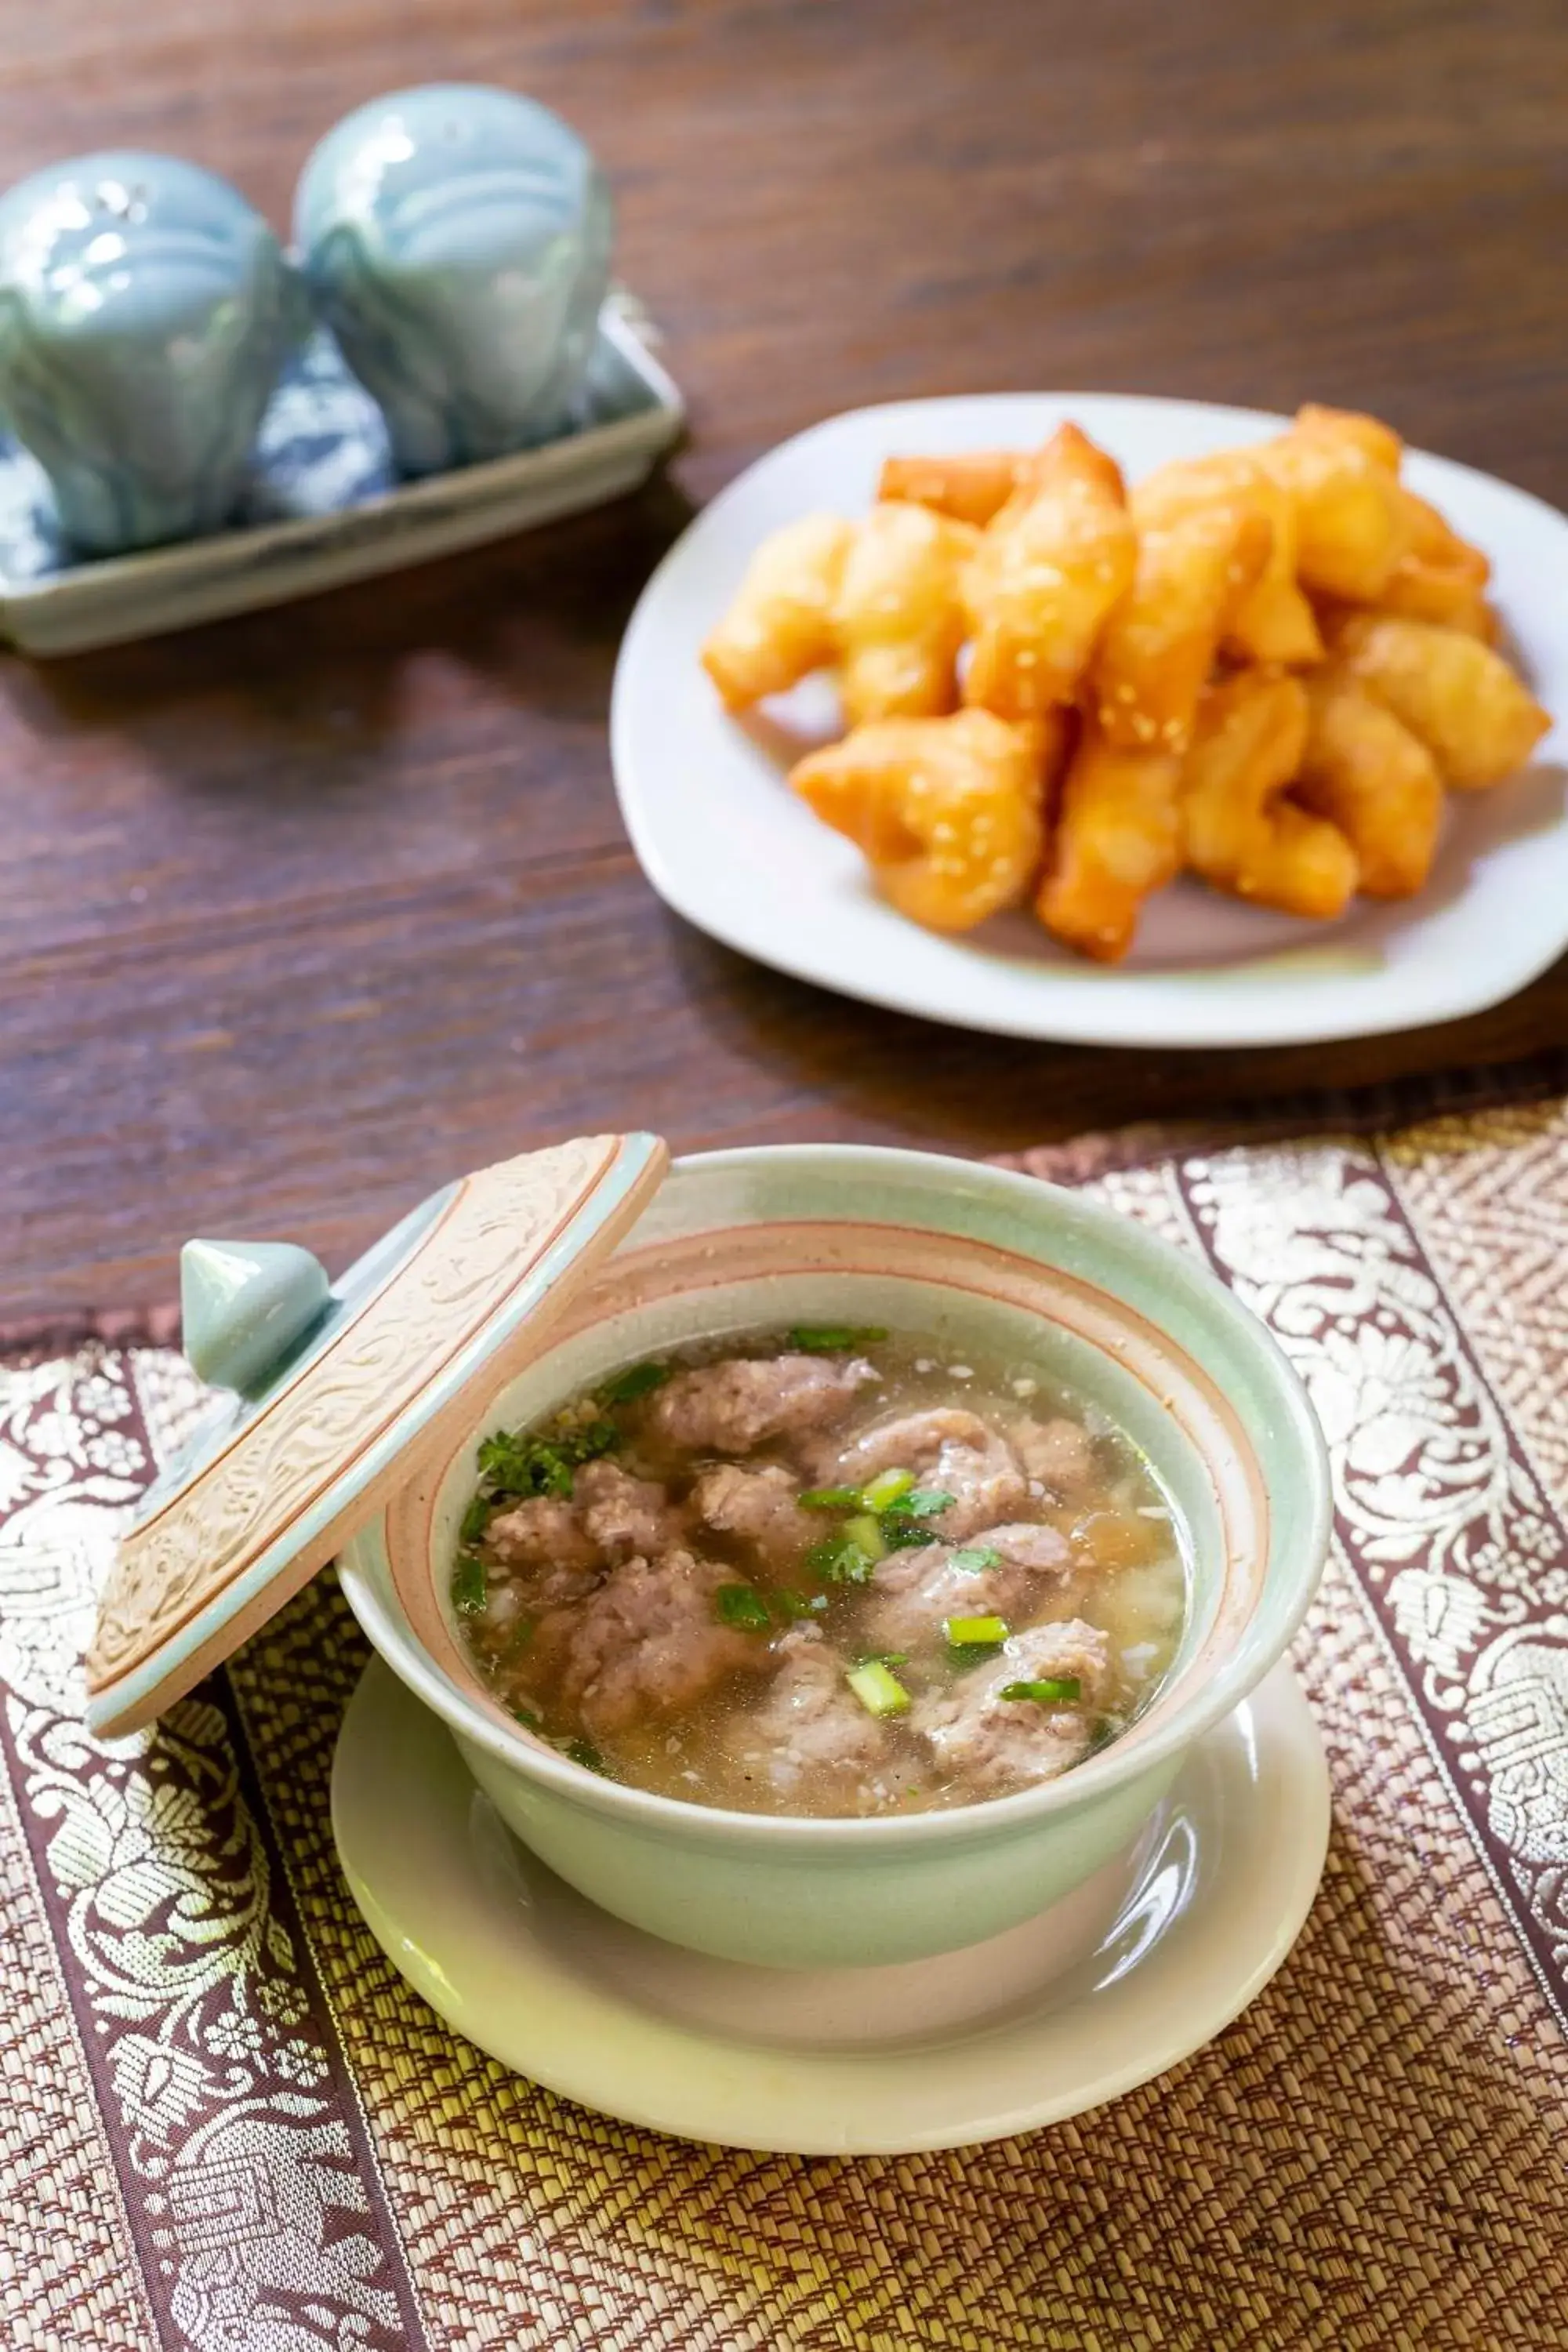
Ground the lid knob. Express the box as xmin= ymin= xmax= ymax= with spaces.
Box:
xmin=180 ymin=1238 xmax=331 ymax=1394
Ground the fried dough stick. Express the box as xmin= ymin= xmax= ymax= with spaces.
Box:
xmin=1035 ymin=724 xmax=1183 ymax=963
xmin=1259 ymin=406 xmax=1410 ymax=603
xmin=1181 ymin=671 xmax=1359 ymax=918
xmin=791 ymin=708 xmax=1052 ymax=931
xmin=1134 ymin=452 xmax=1322 ymax=668
xmin=1332 ymin=613 xmax=1550 ymax=788
xmin=1297 ymin=669 xmax=1444 ymax=898
xmin=1091 ymin=491 xmax=1272 ymax=751
xmin=702 ymin=506 xmax=978 ymax=723
xmin=878 ymin=448 xmax=1032 ymax=530
xmin=963 ymin=425 xmax=1138 ymax=720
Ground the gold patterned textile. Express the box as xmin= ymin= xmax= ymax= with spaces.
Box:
xmin=2 ymin=1087 xmax=1566 ymax=2351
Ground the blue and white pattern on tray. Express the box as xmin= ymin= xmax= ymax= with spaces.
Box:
xmin=0 ymin=332 xmax=385 ymax=581
xmin=0 ymin=318 xmax=650 ymax=586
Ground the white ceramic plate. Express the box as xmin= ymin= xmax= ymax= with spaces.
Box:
xmin=612 ymin=392 xmax=1568 ymax=1046
xmin=332 ymin=1655 xmax=1330 ymax=2154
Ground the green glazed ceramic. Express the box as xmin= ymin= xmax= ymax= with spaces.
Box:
xmin=337 ymin=1145 xmax=1330 ymax=1970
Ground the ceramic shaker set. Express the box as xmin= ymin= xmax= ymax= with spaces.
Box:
xmin=0 ymin=85 xmax=614 ymax=557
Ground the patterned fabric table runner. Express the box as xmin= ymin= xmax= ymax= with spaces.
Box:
xmin=3 ymin=1095 xmax=1565 ymax=2350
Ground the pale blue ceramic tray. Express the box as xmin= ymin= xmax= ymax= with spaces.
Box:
xmin=0 ymin=295 xmax=683 ymax=655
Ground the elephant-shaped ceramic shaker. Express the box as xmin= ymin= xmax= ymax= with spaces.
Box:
xmin=0 ymin=152 xmax=308 ymax=556
xmin=294 ymin=84 xmax=614 ymax=477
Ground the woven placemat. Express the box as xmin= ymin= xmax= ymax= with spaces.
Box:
xmin=2 ymin=1092 xmax=1566 ymax=2351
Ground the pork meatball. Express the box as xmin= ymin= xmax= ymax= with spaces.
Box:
xmin=829 ymin=1407 xmax=1027 ymax=1540
xmin=648 ymin=1352 xmax=878 ymax=1456
xmin=740 ymin=1623 xmax=897 ymax=1807
xmin=862 ymin=1520 xmax=1071 ymax=1650
xmin=914 ymin=1619 xmax=1111 ymax=1796
xmin=691 ymin=1462 xmax=819 ymax=1568
xmin=558 ymin=1549 xmax=766 ymax=1737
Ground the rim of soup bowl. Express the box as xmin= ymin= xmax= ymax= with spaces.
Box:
xmin=337 ymin=1145 xmax=1331 ymax=1853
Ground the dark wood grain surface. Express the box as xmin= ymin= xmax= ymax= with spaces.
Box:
xmin=4 ymin=0 xmax=1567 ymax=1317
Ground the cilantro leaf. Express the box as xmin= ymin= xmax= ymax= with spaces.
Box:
xmin=476 ymin=1417 xmax=617 ymax=1500
xmin=714 ymin=1584 xmax=772 ymax=1633
xmin=807 ymin=1534 xmax=878 ymax=1584
xmin=880 ymin=1517 xmax=938 ymax=1552
xmin=899 ymin=1488 xmax=954 ymax=1519
xmin=450 ymin=1552 xmax=488 ymax=1616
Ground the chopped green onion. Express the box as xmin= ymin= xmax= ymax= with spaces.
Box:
xmin=563 ymin=1737 xmax=611 ymax=1775
xmin=808 ymin=1534 xmax=877 ymax=1584
xmin=948 ymin=1643 xmax=1004 ymax=1668
xmin=1000 ymin=1677 xmax=1082 ymax=1705
xmin=861 ymin=1467 xmax=916 ymax=1512
xmin=846 ymin=1660 xmax=911 ymax=1717
xmin=777 ymin=1588 xmax=830 ymax=1619
xmin=788 ymin=1324 xmax=888 ymax=1353
xmin=599 ymin=1359 xmax=670 ymax=1404
xmin=899 ymin=1487 xmax=954 ymax=1519
xmin=510 ymin=1702 xmax=542 ymax=1732
xmin=799 ymin=1484 xmax=864 ymax=1513
xmin=949 ymin=1545 xmax=1001 ymax=1572
xmin=714 ymin=1583 xmax=771 ymax=1633
xmin=450 ymin=1553 xmax=488 ymax=1616
xmin=459 ymin=1494 xmax=492 ymax=1547
xmin=841 ymin=1512 xmax=888 ymax=1563
xmin=855 ymin=1650 xmax=909 ymax=1668
xmin=945 ymin=1614 xmax=1010 ymax=1648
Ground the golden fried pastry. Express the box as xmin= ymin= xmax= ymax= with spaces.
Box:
xmin=1373 ymin=554 xmax=1497 ymax=640
xmin=1296 ymin=669 xmax=1444 ymax=898
xmin=700 ymin=506 xmax=976 ymax=724
xmin=1261 ymin=410 xmax=1410 ymax=602
xmin=1399 ymin=486 xmax=1490 ymax=579
xmin=1181 ymin=671 xmax=1359 ymax=919
xmin=878 ymin=448 xmax=1030 ymax=530
xmin=1035 ymin=724 xmax=1183 ymax=962
xmin=963 ymin=424 xmax=1138 ymax=719
xmin=1136 ymin=452 xmax=1323 ymax=670
xmin=833 ymin=501 xmax=981 ymax=727
xmin=706 ymin=399 xmax=1546 ymax=967
xmin=1294 ymin=403 xmax=1403 ymax=474
xmin=1091 ymin=492 xmax=1272 ymax=751
xmin=701 ymin=514 xmax=855 ymax=709
xmin=1331 ymin=612 xmax=1550 ymax=788
xmin=1339 ymin=488 xmax=1494 ymax=636
xmin=790 ymin=708 xmax=1048 ymax=931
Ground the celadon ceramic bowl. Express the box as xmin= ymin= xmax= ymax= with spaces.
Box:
xmin=337 ymin=1145 xmax=1330 ymax=1970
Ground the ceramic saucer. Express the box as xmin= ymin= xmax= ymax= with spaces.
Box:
xmin=332 ymin=1656 xmax=1329 ymax=2154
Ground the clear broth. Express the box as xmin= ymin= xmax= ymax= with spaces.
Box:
xmin=454 ymin=1326 xmax=1188 ymax=1817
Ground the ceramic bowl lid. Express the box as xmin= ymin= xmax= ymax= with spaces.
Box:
xmin=85 ymin=1133 xmax=667 ymax=1739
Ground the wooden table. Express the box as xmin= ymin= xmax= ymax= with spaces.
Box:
xmin=5 ymin=0 xmax=1566 ymax=1320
